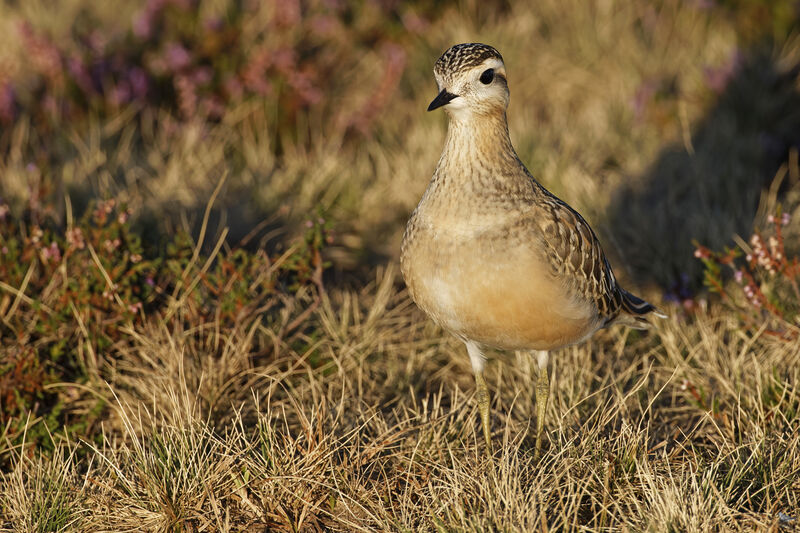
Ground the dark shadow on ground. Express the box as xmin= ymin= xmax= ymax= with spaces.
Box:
xmin=606 ymin=45 xmax=800 ymax=295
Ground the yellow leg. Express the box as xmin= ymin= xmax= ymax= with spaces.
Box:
xmin=534 ymin=350 xmax=550 ymax=460
xmin=475 ymin=372 xmax=493 ymax=457
xmin=466 ymin=341 xmax=493 ymax=457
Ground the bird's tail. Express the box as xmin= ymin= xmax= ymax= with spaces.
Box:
xmin=616 ymin=288 xmax=667 ymax=330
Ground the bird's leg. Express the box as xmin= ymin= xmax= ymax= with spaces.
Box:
xmin=474 ymin=372 xmax=492 ymax=456
xmin=466 ymin=341 xmax=492 ymax=456
xmin=534 ymin=350 xmax=550 ymax=460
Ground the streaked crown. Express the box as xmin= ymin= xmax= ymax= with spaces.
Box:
xmin=434 ymin=43 xmax=504 ymax=79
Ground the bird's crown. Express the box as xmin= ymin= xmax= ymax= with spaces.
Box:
xmin=433 ymin=43 xmax=504 ymax=79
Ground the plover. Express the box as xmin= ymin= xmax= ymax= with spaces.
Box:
xmin=400 ymin=43 xmax=664 ymax=458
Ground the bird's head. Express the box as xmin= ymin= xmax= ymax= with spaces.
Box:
xmin=428 ymin=43 xmax=509 ymax=118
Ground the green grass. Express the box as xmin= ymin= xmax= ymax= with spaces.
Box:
xmin=1 ymin=0 xmax=800 ymax=530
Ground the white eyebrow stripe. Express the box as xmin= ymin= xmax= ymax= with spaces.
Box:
xmin=481 ymin=58 xmax=505 ymax=71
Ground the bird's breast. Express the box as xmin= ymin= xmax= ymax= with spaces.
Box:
xmin=401 ymin=212 xmax=602 ymax=351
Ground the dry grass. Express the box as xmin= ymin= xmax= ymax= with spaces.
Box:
xmin=2 ymin=0 xmax=800 ymax=531
xmin=2 ymin=269 xmax=799 ymax=531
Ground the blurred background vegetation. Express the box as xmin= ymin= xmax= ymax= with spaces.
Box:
xmin=1 ymin=0 xmax=800 ymax=529
xmin=1 ymin=0 xmax=798 ymax=276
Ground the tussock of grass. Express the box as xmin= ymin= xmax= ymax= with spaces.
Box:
xmin=1 ymin=433 xmax=87 ymax=532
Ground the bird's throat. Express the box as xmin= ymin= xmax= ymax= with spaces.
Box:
xmin=434 ymin=111 xmax=526 ymax=195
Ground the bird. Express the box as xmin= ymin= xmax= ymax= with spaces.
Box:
xmin=400 ymin=43 xmax=664 ymax=458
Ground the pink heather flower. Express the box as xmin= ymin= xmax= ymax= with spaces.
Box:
xmin=768 ymin=236 xmax=778 ymax=253
xmin=202 ymin=96 xmax=225 ymax=120
xmin=203 ymin=17 xmax=224 ymax=31
xmin=746 ymin=254 xmax=753 ymax=262
xmin=67 ymin=55 xmax=94 ymax=94
xmin=289 ymin=72 xmax=321 ymax=104
xmin=49 ymin=241 xmax=61 ymax=262
xmin=241 ymin=48 xmax=273 ymax=96
xmin=767 ymin=214 xmax=775 ymax=223
xmin=19 ymin=22 xmax=63 ymax=83
xmin=273 ymin=48 xmax=296 ymax=73
xmin=128 ymin=302 xmax=143 ymax=314
xmin=305 ymin=220 xmax=313 ymax=228
xmin=734 ymin=270 xmax=743 ymax=283
xmin=130 ymin=253 xmax=142 ymax=263
xmin=782 ymin=212 xmax=790 ymax=226
xmin=164 ymin=43 xmax=191 ymax=71
xmin=1 ymin=246 xmax=7 ymax=254
xmin=146 ymin=277 xmax=155 ymax=287
xmin=175 ymin=74 xmax=197 ymax=117
xmin=224 ymin=76 xmax=244 ymax=100
xmin=132 ymin=10 xmax=155 ymax=39
xmin=109 ymin=82 xmax=132 ymax=107
xmin=757 ymin=246 xmax=771 ymax=266
xmin=190 ymin=67 xmax=213 ymax=86
xmin=41 ymin=242 xmax=61 ymax=263
xmin=86 ymin=30 xmax=108 ymax=54
xmin=31 ymin=226 xmax=43 ymax=244
xmin=118 ymin=211 xmax=129 ymax=224
xmin=310 ymin=15 xmax=337 ymax=35
xmin=274 ymin=0 xmax=301 ymax=27
xmin=402 ymin=12 xmax=429 ymax=33
xmin=66 ymin=227 xmax=85 ymax=250
xmin=132 ymin=14 xmax=150 ymax=39
xmin=42 ymin=94 xmax=58 ymax=118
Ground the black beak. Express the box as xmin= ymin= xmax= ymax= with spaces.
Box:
xmin=427 ymin=89 xmax=458 ymax=111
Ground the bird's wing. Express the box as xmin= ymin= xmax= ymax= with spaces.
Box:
xmin=533 ymin=190 xmax=623 ymax=323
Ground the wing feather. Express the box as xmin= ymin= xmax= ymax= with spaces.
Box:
xmin=534 ymin=191 xmax=622 ymax=324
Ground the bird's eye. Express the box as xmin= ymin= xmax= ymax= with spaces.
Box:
xmin=479 ymin=68 xmax=494 ymax=84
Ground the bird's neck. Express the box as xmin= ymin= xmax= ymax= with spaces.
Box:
xmin=431 ymin=110 xmax=531 ymax=197
xmin=441 ymin=110 xmax=516 ymax=166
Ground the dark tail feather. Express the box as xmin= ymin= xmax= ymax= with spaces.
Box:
xmin=616 ymin=288 xmax=667 ymax=329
